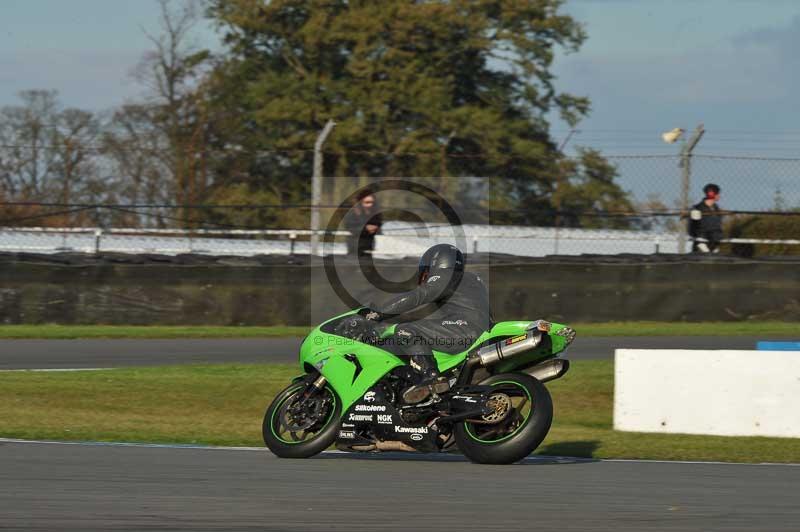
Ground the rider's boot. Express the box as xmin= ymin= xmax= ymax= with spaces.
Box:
xmin=402 ymin=353 xmax=450 ymax=404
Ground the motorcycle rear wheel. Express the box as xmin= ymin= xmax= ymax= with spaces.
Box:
xmin=263 ymin=380 xmax=341 ymax=458
xmin=454 ymin=372 xmax=553 ymax=464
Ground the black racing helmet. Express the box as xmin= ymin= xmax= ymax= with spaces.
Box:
xmin=418 ymin=244 xmax=465 ymax=284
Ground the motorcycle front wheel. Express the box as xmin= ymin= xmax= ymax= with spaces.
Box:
xmin=262 ymin=380 xmax=341 ymax=458
xmin=454 ymin=372 xmax=553 ymax=464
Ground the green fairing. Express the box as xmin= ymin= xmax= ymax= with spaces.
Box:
xmin=299 ymin=310 xmax=570 ymax=412
xmin=300 ymin=334 xmax=402 ymax=409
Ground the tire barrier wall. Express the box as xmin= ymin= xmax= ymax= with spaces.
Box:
xmin=614 ymin=349 xmax=800 ymax=438
xmin=0 ymin=252 xmax=798 ymax=325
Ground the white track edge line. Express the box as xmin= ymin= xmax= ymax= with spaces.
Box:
xmin=1 ymin=437 xmax=798 ymax=466
xmin=0 ymin=368 xmax=115 ymax=372
xmin=0 ymin=437 xmax=265 ymax=451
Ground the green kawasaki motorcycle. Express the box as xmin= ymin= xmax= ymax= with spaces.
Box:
xmin=263 ymin=309 xmax=576 ymax=464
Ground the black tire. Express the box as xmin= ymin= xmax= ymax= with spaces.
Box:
xmin=262 ymin=381 xmax=341 ymax=459
xmin=454 ymin=372 xmax=553 ymax=465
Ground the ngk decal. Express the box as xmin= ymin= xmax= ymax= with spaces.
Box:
xmin=377 ymin=414 xmax=392 ymax=424
xmin=348 ymin=413 xmax=373 ymax=422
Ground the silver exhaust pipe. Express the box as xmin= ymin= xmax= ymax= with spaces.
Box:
xmin=475 ymin=329 xmax=543 ymax=366
xmin=525 ymin=358 xmax=570 ymax=383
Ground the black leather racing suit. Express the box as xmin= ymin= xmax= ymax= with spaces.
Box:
xmin=372 ymin=270 xmax=492 ymax=375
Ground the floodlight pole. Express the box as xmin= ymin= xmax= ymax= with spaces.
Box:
xmin=678 ymin=124 xmax=705 ymax=254
xmin=310 ymin=120 xmax=336 ymax=256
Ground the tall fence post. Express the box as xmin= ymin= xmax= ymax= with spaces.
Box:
xmin=94 ymin=229 xmax=103 ymax=254
xmin=310 ymin=120 xmax=336 ymax=257
xmin=677 ymin=124 xmax=705 ymax=254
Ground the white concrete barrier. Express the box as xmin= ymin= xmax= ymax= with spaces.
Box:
xmin=614 ymin=349 xmax=800 ymax=438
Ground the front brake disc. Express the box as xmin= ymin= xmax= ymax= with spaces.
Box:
xmin=281 ymin=395 xmax=328 ymax=432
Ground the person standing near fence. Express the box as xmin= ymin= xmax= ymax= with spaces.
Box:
xmin=689 ymin=183 xmax=723 ymax=253
xmin=345 ymin=190 xmax=382 ymax=256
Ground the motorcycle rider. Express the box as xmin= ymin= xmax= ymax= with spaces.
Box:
xmin=366 ymin=244 xmax=492 ymax=404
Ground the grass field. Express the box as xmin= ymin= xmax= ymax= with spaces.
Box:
xmin=2 ymin=360 xmax=798 ymax=463
xmin=0 ymin=321 xmax=797 ymax=339
xmin=0 ymin=325 xmax=310 ymax=339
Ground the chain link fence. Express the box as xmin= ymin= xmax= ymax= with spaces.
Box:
xmin=605 ymin=154 xmax=800 ymax=256
xmin=606 ymin=154 xmax=800 ymax=212
xmin=0 ymin=154 xmax=798 ymax=257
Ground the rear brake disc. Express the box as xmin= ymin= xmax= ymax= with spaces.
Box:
xmin=467 ymin=393 xmax=512 ymax=425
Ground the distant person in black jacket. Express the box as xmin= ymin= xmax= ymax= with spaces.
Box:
xmin=689 ymin=183 xmax=723 ymax=253
xmin=344 ymin=190 xmax=382 ymax=256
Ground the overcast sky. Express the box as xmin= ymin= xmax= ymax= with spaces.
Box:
xmin=1 ymin=0 xmax=798 ymax=159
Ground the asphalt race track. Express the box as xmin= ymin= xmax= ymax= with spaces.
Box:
xmin=2 ymin=440 xmax=798 ymax=531
xmin=0 ymin=336 xmax=776 ymax=369
xmin=0 ymin=338 xmax=302 ymax=370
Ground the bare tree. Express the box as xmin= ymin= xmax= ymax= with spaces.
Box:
xmin=135 ymin=0 xmax=206 ymax=110
xmin=131 ymin=0 xmax=211 ymax=226
xmin=52 ymin=108 xmax=103 ymax=208
xmin=100 ymin=104 xmax=173 ymax=226
xmin=0 ymin=90 xmax=105 ymax=225
xmin=0 ymin=90 xmax=60 ymax=198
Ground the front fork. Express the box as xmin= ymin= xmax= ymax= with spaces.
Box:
xmin=300 ymin=373 xmax=328 ymax=400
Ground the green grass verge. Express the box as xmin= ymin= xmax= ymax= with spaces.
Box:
xmin=573 ymin=321 xmax=799 ymax=337
xmin=0 ymin=325 xmax=310 ymax=339
xmin=1 ymin=361 xmax=798 ymax=463
xmin=0 ymin=321 xmax=797 ymax=339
